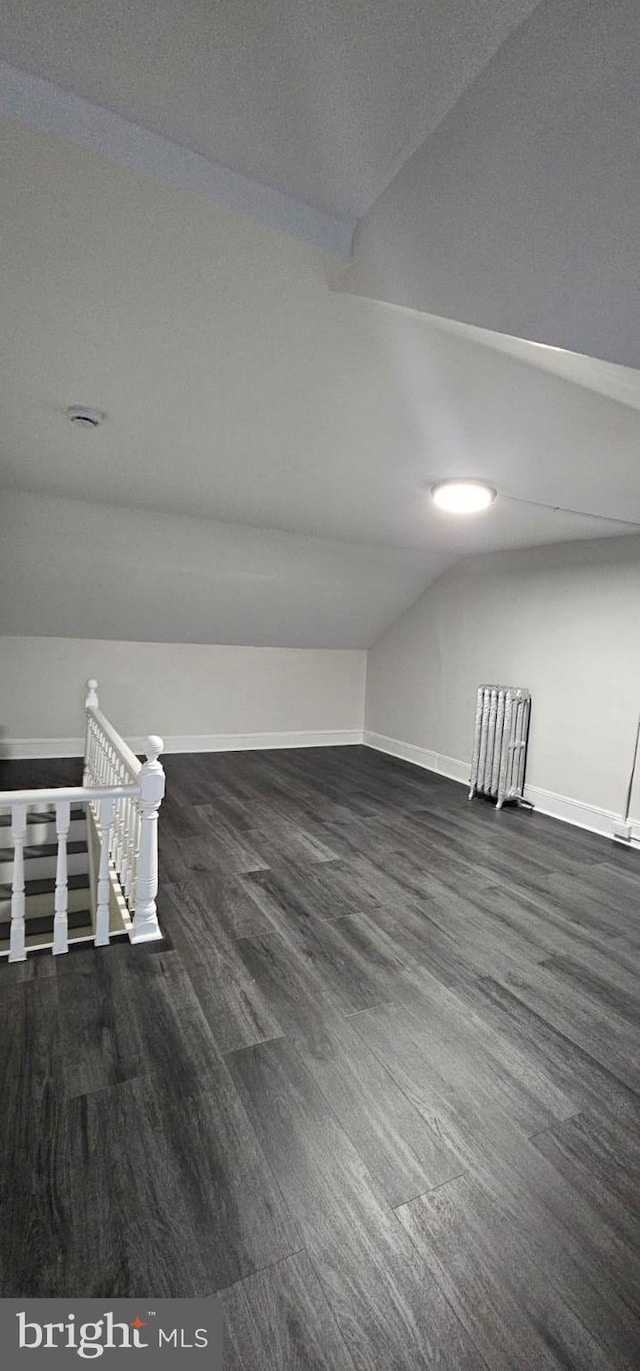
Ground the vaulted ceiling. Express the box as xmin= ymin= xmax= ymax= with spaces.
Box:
xmin=343 ymin=0 xmax=640 ymax=370
xmin=0 ymin=0 xmax=542 ymax=221
xmin=1 ymin=2 xmax=639 ymax=647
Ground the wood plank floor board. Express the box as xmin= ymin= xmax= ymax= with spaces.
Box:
xmin=282 ymin=910 xmax=405 ymax=1014
xmin=538 ymin=952 xmax=640 ymax=1026
xmin=198 ymin=802 xmax=342 ymax=868
xmin=440 ymin=971 xmax=640 ymax=1132
xmin=191 ymin=791 xmax=258 ymax=832
xmin=384 ymin=1062 xmax=640 ymax=1362
xmin=240 ymin=908 xmax=405 ymax=1016
xmin=379 ymin=813 xmax=559 ymax=894
xmin=310 ymin=850 xmax=425 ymax=917
xmin=160 ymin=882 xmax=284 ymax=1054
xmin=530 ymin=1110 xmax=640 ymax=1246
xmin=0 ymin=757 xmax=83 ymax=790
xmin=0 ymin=947 xmax=58 ymax=985
xmin=397 ymin=1173 xmax=633 ymax=1371
xmin=156 ymin=795 xmax=209 ymax=840
xmin=160 ymin=868 xmax=275 ymax=941
xmin=244 ymin=821 xmax=342 ymax=869
xmin=0 ymin=978 xmax=62 ymax=1101
xmin=353 ymin=895 xmax=544 ymax=1001
xmin=240 ymin=856 xmax=360 ymax=931
xmin=526 ymin=869 xmax=639 ymax=938
xmin=540 ymin=1108 xmax=640 ymax=1210
xmin=396 ymin=881 xmax=548 ymax=976
xmin=1 ymin=745 xmax=638 ymax=1369
xmin=349 ymin=996 xmax=565 ymax=1165
xmin=495 ymin=961 xmax=640 ymax=1091
xmin=221 ymin=1251 xmax=358 ymax=1371
xmin=148 ymin=1065 xmax=301 ymax=1292
xmin=388 ymin=961 xmax=576 ymax=1127
xmin=0 ymin=1084 xmax=66 ymax=1296
xmin=56 ymin=943 xmax=227 ymax=1097
xmin=0 ymin=979 xmax=66 ymax=1296
xmin=575 ymin=859 xmax=640 ymax=907
xmin=233 ymin=930 xmax=463 ymax=1206
xmin=409 ymin=802 xmax=607 ymax=877
xmin=165 ymin=830 xmax=270 ymax=877
xmin=226 ymin=1036 xmax=485 ymax=1371
xmin=461 ymin=882 xmax=640 ymax=972
xmin=18 ymin=1067 xmax=299 ymax=1299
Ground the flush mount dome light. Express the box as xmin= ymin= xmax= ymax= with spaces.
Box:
xmin=430 ymin=478 xmax=497 ymax=514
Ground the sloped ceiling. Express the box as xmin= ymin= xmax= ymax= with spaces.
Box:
xmin=344 ymin=0 xmax=640 ymax=370
xmin=0 ymin=490 xmax=444 ymax=650
xmin=0 ymin=0 xmax=542 ymax=220
xmin=1 ymin=0 xmax=640 ymax=653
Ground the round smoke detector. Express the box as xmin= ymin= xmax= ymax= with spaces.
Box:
xmin=66 ymin=405 xmax=105 ymax=430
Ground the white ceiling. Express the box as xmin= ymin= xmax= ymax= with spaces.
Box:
xmin=344 ymin=0 xmax=640 ymax=370
xmin=340 ymin=292 xmax=640 ymax=416
xmin=0 ymin=490 xmax=442 ymax=649
xmin=0 ymin=0 xmax=541 ymax=220
xmin=2 ymin=104 xmax=640 ymax=645
xmin=2 ymin=118 xmax=640 ymax=547
xmin=417 ymin=313 xmax=640 ymax=417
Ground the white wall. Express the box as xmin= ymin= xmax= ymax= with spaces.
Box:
xmin=0 ymin=636 xmax=366 ymax=756
xmin=365 ymin=536 xmax=640 ymax=828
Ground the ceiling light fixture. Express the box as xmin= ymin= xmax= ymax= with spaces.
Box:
xmin=66 ymin=405 xmax=105 ymax=430
xmin=430 ymin=478 xmax=497 ymax=514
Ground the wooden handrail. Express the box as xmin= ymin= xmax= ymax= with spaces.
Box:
xmin=86 ymin=704 xmax=142 ymax=778
xmin=0 ymin=784 xmax=140 ymax=807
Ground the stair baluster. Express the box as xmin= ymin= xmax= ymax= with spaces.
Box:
xmin=8 ymin=803 xmax=27 ymax=963
xmin=53 ymin=799 xmax=70 ymax=955
xmin=120 ymin=790 xmax=131 ymax=902
xmin=95 ymin=796 xmax=115 ymax=947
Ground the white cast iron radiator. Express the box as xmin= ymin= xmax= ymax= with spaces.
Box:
xmin=469 ymin=685 xmax=531 ymax=810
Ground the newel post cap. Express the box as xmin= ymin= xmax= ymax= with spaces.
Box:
xmin=85 ymin=678 xmax=99 ymax=708
xmin=140 ymin=735 xmax=165 ymax=806
xmin=145 ymin=734 xmax=164 ymax=764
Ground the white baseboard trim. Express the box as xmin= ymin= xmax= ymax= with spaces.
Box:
xmin=362 ymin=730 xmax=469 ymax=785
xmin=136 ymin=729 xmax=364 ymax=754
xmin=1 ymin=729 xmax=364 ymax=761
xmin=363 ymin=729 xmax=637 ymax=846
xmin=521 ymin=784 xmax=618 ymax=839
xmin=1 ymin=737 xmax=86 ymax=760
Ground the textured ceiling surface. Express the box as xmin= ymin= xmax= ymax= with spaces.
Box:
xmin=0 ymin=0 xmax=541 ymax=218
xmin=344 ymin=0 xmax=640 ymax=369
xmin=3 ymin=120 xmax=640 ymax=551
xmin=1 ymin=1 xmax=639 ymax=648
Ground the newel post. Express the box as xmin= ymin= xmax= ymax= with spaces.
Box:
xmin=132 ymin=735 xmax=165 ymax=943
xmin=83 ymin=678 xmax=99 ymax=785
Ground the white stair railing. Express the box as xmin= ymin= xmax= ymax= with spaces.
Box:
xmin=83 ymin=679 xmax=166 ymax=943
xmin=0 ymin=679 xmax=165 ymax=961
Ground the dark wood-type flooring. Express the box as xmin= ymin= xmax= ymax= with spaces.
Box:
xmin=1 ymin=746 xmax=639 ymax=1369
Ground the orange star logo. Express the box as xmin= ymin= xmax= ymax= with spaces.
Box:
xmin=129 ymin=1316 xmax=147 ymax=1329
